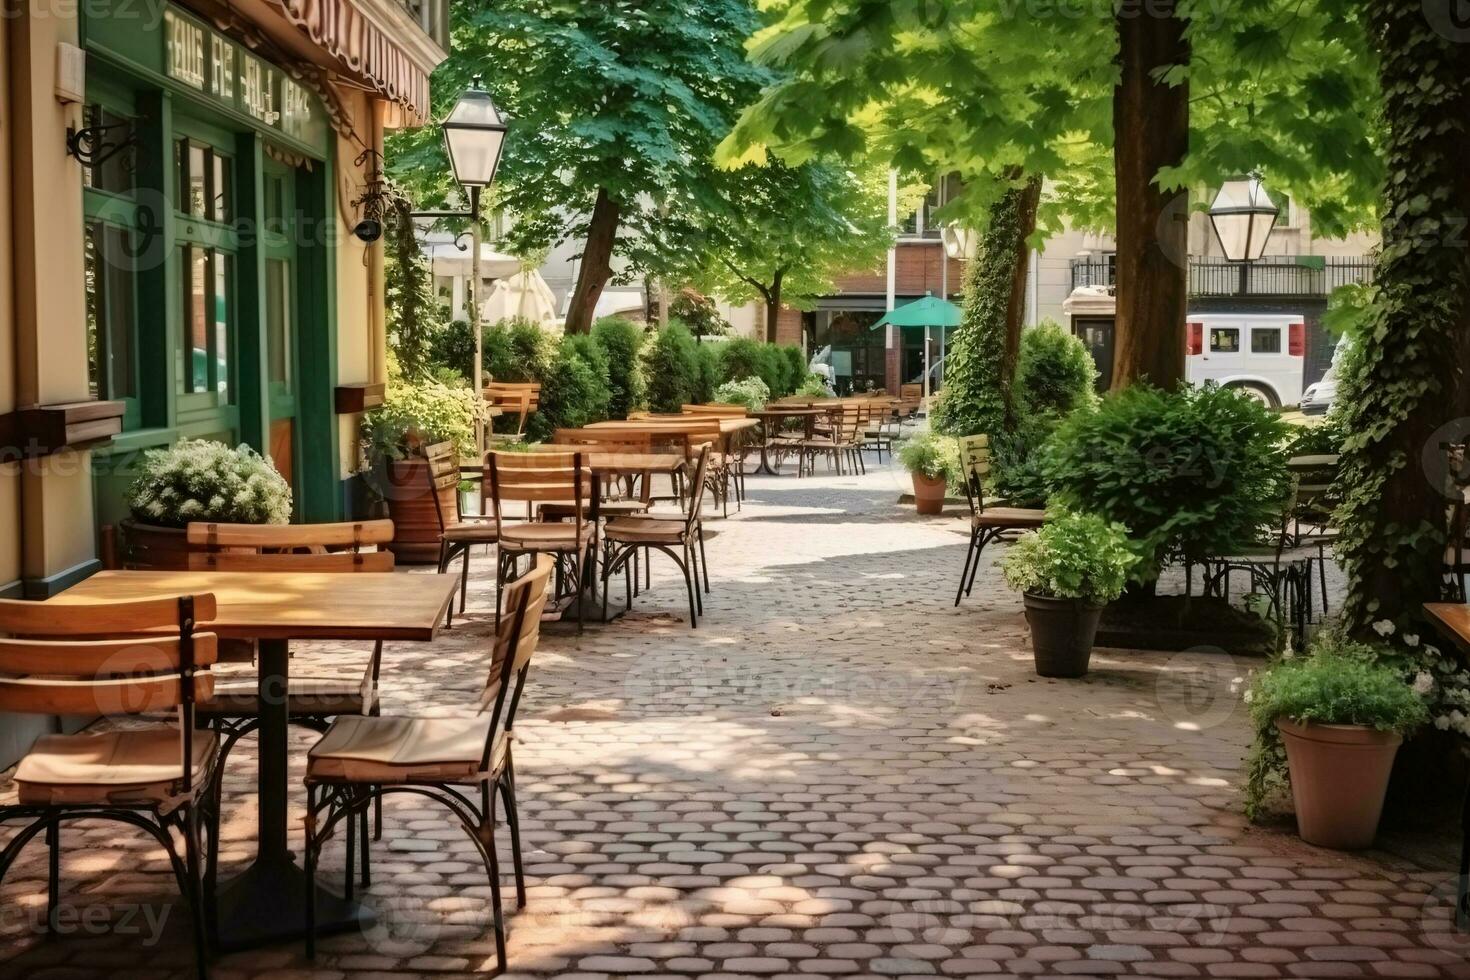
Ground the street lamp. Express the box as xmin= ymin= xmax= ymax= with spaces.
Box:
xmin=1208 ymin=176 xmax=1279 ymax=262
xmin=436 ymin=76 xmax=508 ymax=455
xmin=936 ymin=225 xmax=976 ymax=396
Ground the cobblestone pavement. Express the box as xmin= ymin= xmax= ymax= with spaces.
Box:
xmin=3 ymin=456 xmax=1469 ymax=979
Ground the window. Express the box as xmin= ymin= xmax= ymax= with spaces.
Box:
xmin=178 ymin=245 xmax=232 ymax=397
xmin=1251 ymin=328 xmax=1282 ymax=354
xmin=80 ymin=105 xmax=135 ymax=196
xmin=900 ymin=173 xmax=962 ymax=239
xmin=175 ymin=139 xmax=233 ymax=222
xmin=266 ymin=259 xmax=292 ymax=386
xmin=84 ymin=222 xmax=137 ymax=402
xmin=1210 ymin=328 xmax=1241 ymax=353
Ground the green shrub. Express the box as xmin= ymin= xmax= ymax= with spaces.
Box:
xmin=363 ymin=375 xmax=483 ymax=462
xmin=591 ymin=316 xmax=648 ymax=418
xmin=486 ymin=317 xmax=553 ymax=383
xmin=1250 ymin=647 xmax=1428 ymax=734
xmin=780 ymin=346 xmax=807 ymax=394
xmin=719 ymin=337 xmax=764 ymax=385
xmin=1016 ymin=321 xmax=1098 ymax=416
xmin=990 ymin=415 xmax=1059 ymax=508
xmin=897 ymin=431 xmax=958 ymax=481
xmin=714 ymin=376 xmax=770 ymax=412
xmin=1285 ymin=415 xmax=1346 ymax=458
xmin=1043 ymin=384 xmax=1291 ymax=583
xmin=644 ymin=323 xmax=703 ymax=412
xmin=128 ymin=440 xmax=292 ymax=528
xmin=1000 ymin=510 xmax=1136 ymax=605
xmin=536 ymin=333 xmax=612 ymax=437
xmin=696 ymin=341 xmax=722 ymax=404
xmin=758 ymin=344 xmax=793 ymax=396
xmin=428 ymin=318 xmax=475 ymax=380
xmin=796 ymin=374 xmax=831 ymax=398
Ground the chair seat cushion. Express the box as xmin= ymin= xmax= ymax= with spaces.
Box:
xmin=307 ymin=714 xmax=503 ymax=784
xmin=975 ymin=507 xmax=1047 ymax=528
xmin=443 ymin=520 xmax=499 ymax=543
xmin=197 ymin=676 xmax=370 ymax=719
xmin=604 ymin=518 xmax=687 ymax=544
xmin=499 ymin=522 xmax=585 ymax=551
xmin=15 ymin=728 xmax=217 ymax=807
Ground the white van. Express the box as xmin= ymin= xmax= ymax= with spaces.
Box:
xmin=1185 ymin=313 xmax=1306 ymax=408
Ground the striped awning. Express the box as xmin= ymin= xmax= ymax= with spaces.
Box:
xmin=278 ymin=0 xmax=435 ymax=123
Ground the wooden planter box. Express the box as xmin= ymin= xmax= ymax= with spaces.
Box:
xmin=119 ymin=519 xmax=192 ymax=570
xmin=384 ymin=456 xmax=457 ymax=565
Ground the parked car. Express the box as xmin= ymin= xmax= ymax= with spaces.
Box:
xmin=1186 ymin=313 xmax=1306 ymax=409
xmin=1300 ymin=336 xmax=1350 ymax=416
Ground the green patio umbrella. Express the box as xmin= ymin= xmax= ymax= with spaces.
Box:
xmin=871 ymin=293 xmax=962 ymax=401
xmin=871 ymin=293 xmax=963 ymax=329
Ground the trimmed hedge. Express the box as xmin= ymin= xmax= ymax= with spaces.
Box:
xmin=644 ymin=322 xmax=704 ymax=412
xmin=591 ymin=316 xmax=648 ymax=417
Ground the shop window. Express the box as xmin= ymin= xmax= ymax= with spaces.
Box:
xmin=175 ymin=139 xmax=233 ymax=223
xmin=84 ymin=222 xmax=137 ymax=402
xmin=178 ymin=245 xmax=232 ymax=398
xmin=266 ymin=259 xmax=292 ymax=387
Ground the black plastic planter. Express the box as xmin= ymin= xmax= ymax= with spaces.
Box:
xmin=1022 ymin=593 xmax=1104 ymax=678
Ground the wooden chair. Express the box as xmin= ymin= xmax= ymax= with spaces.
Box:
xmin=487 ymin=450 xmax=597 ymax=631
xmin=1201 ymin=481 xmax=1317 ymax=647
xmin=955 ymin=434 xmax=1046 ymax=606
xmin=0 ymin=594 xmax=218 ymax=977
xmin=601 ymin=445 xmax=712 ymax=628
xmin=304 ymin=558 xmax=553 ymax=971
xmin=187 ymin=519 xmax=396 ymax=862
xmin=681 ymin=403 xmax=749 ymax=418
xmin=483 ymin=382 xmax=541 ymax=441
xmin=863 ymin=397 xmax=901 ymax=462
xmin=899 ymin=383 xmax=924 ymax=418
xmin=549 ymin=430 xmax=656 ymax=518
xmin=409 ymin=440 xmax=498 ymax=628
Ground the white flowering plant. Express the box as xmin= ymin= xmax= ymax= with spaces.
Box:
xmin=713 ymin=376 xmax=770 ymax=413
xmin=127 ymin=440 xmax=292 ymax=529
xmin=1243 ymin=618 xmax=1460 ymax=820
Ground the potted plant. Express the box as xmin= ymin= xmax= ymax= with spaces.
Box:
xmin=1248 ymin=646 xmax=1427 ymax=848
xmin=123 ymin=440 xmax=292 ymax=568
xmin=1000 ymin=510 xmax=1135 ymax=677
xmin=361 ymin=375 xmax=482 ymax=563
xmin=713 ymin=376 xmax=771 ymax=413
xmin=897 ymin=432 xmax=956 ymax=515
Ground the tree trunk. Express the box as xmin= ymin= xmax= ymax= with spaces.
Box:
xmin=929 ymin=174 xmax=1042 ymax=437
xmin=764 ymin=269 xmax=785 ymax=343
xmin=1336 ymin=0 xmax=1470 ymax=631
xmin=564 ymin=187 xmax=620 ymax=335
xmin=1110 ymin=0 xmax=1189 ymax=391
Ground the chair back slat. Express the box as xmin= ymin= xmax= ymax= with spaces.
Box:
xmin=0 ymin=671 xmax=215 ymax=715
xmin=553 ymin=428 xmax=654 ymax=452
xmin=957 ymin=434 xmax=991 ymax=514
xmin=487 ymin=452 xmax=593 ymax=533
xmin=0 ymin=633 xmax=219 ymax=675
xmin=682 ymin=403 xmax=748 ymax=418
xmin=185 ymin=520 xmax=394 ymax=549
xmin=188 ymin=550 xmax=395 ymax=573
xmin=684 ymin=445 xmax=713 ymax=528
xmin=0 ymin=594 xmax=218 ymax=636
xmin=479 ymin=558 xmax=554 ymax=768
xmin=484 ymin=382 xmax=541 ymax=437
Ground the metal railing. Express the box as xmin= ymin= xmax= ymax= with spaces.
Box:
xmin=1070 ymin=256 xmax=1375 ymax=296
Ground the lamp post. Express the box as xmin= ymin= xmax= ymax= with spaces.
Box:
xmin=938 ymin=225 xmax=977 ymax=395
xmin=438 ymin=76 xmax=508 ymax=455
xmin=1209 ymin=176 xmax=1279 ymax=295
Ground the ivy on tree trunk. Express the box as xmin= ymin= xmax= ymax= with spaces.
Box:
xmin=564 ymin=187 xmax=621 ymax=335
xmin=1110 ymin=0 xmax=1189 ymax=391
xmin=930 ymin=175 xmax=1043 ymax=437
xmin=1335 ymin=0 xmax=1470 ymax=631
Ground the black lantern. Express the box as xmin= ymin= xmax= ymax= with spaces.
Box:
xmin=1208 ymin=176 xmax=1279 ymax=262
xmin=441 ymin=76 xmax=507 ymax=192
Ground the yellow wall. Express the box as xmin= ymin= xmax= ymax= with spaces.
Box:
xmin=0 ymin=10 xmax=20 ymax=592
xmin=333 ymin=90 xmax=386 ymax=483
xmin=6 ymin=5 xmax=97 ymax=588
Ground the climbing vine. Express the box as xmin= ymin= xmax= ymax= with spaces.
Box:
xmin=1333 ymin=0 xmax=1470 ymax=634
xmin=930 ymin=176 xmax=1042 ymax=438
xmin=384 ymin=191 xmax=444 ymax=380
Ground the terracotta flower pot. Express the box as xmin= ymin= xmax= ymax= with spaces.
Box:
xmin=1022 ymin=593 xmax=1103 ymax=678
xmin=911 ymin=472 xmax=947 ymax=515
xmin=383 ymin=456 xmax=459 ymax=564
xmin=1276 ymin=718 xmax=1402 ymax=849
xmin=118 ymin=519 xmax=192 ymax=570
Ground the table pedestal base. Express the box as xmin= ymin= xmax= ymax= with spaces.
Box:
xmin=214 ymin=857 xmax=374 ymax=951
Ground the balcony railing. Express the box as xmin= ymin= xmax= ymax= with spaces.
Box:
xmin=399 ymin=0 xmax=449 ymax=51
xmin=1070 ymin=256 xmax=1375 ymax=297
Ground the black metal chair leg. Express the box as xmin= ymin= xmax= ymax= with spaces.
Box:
xmin=183 ymin=806 xmax=210 ymax=980
xmin=345 ymin=797 xmax=356 ymax=902
xmin=1458 ymin=767 xmax=1470 ymax=930
xmin=46 ymin=816 xmax=60 ymax=934
xmin=304 ymin=786 xmax=318 ymax=959
xmin=688 ymin=542 xmax=704 ymax=616
xmin=499 ymin=776 xmax=527 ymax=908
xmin=460 ymin=548 xmax=472 ymax=615
xmin=438 ymin=541 xmax=455 ymax=627
xmin=698 ymin=525 xmax=710 ymax=594
xmin=955 ymin=529 xmax=978 ymax=606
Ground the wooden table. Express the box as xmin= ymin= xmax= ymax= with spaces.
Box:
xmin=588 ymin=417 xmax=759 ymax=436
xmin=1425 ymin=601 xmax=1470 ymax=929
xmin=1288 ymin=454 xmax=1340 ymax=470
xmin=50 ymin=570 xmax=459 ymax=950
xmin=749 ymin=408 xmax=824 ymax=475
